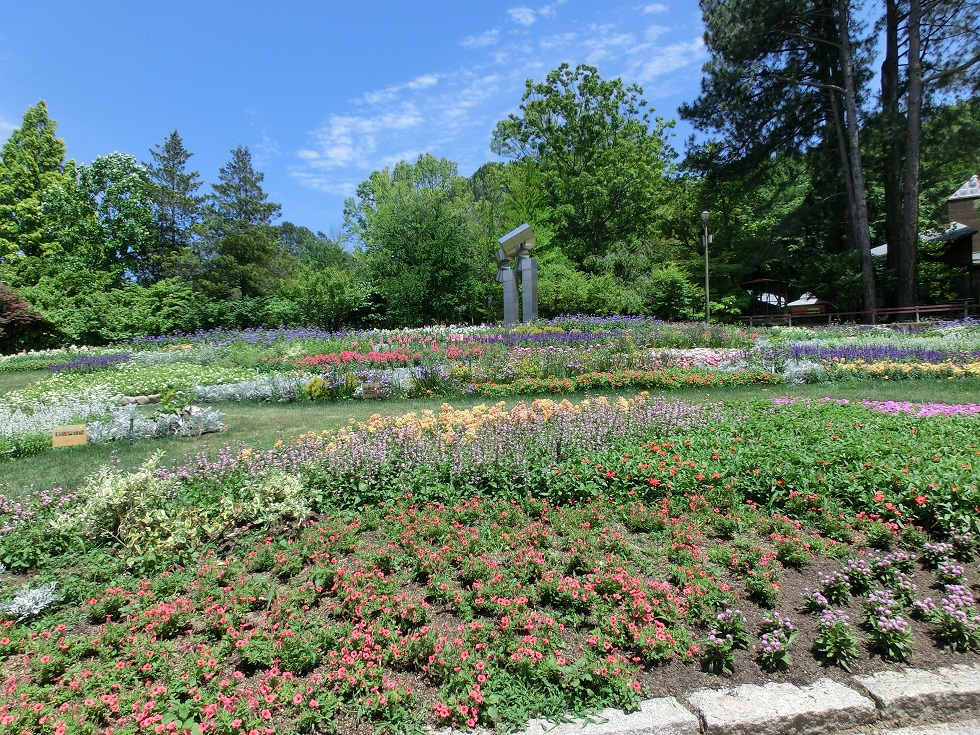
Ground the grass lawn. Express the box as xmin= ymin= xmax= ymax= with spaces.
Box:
xmin=3 ymin=379 xmax=979 ymax=496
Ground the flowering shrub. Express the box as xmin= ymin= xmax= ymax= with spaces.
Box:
xmin=52 ymin=453 xmax=176 ymax=543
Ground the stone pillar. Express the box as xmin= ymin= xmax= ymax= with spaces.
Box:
xmin=518 ymin=254 xmax=538 ymax=323
xmin=496 ymin=265 xmax=519 ymax=326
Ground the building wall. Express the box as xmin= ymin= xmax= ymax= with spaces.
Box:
xmin=948 ymin=198 xmax=978 ymax=229
xmin=947 ymin=197 xmax=979 ymax=266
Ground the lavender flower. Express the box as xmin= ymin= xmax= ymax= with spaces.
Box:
xmin=47 ymin=353 xmax=132 ymax=373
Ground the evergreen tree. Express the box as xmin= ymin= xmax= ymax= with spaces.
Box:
xmin=681 ymin=0 xmax=878 ymax=316
xmin=144 ymin=130 xmax=205 ymax=282
xmin=0 ymin=101 xmax=69 ymax=282
xmin=201 ymin=146 xmax=282 ymax=299
xmin=879 ymin=0 xmax=979 ymax=306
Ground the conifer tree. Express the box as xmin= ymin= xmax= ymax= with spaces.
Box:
xmin=144 ymin=130 xmax=205 ymax=282
xmin=0 ymin=101 xmax=69 ymax=283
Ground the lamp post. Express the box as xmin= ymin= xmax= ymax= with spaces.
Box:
xmin=701 ymin=210 xmax=711 ymax=325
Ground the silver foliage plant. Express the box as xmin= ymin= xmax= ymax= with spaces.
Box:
xmin=0 ymin=581 xmax=61 ymax=621
xmin=87 ymin=404 xmax=224 ymax=443
xmin=192 ymin=375 xmax=307 ymax=403
xmin=0 ymin=389 xmax=116 ymax=437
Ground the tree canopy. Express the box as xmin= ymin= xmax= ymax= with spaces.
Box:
xmin=492 ymin=63 xmax=678 ymax=265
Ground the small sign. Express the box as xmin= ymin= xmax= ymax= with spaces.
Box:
xmin=361 ymin=384 xmax=379 ymax=400
xmin=52 ymin=424 xmax=87 ymax=447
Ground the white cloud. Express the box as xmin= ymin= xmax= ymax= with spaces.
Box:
xmin=291 ymin=1 xmax=704 ymax=198
xmin=508 ymin=6 xmax=536 ymax=26
xmin=360 ymin=74 xmax=439 ymax=105
xmin=509 ymin=1 xmax=566 ymax=26
xmin=443 ymin=74 xmax=501 ymax=127
xmin=290 ymin=171 xmax=358 ymax=197
xmin=539 ymin=32 xmax=577 ymax=50
xmin=251 ymin=131 xmax=280 ymax=168
xmin=291 ymin=66 xmax=501 ymax=193
xmin=642 ymin=3 xmax=668 ymax=13
xmin=634 ymin=37 xmax=706 ymax=81
xmin=538 ymin=0 xmax=567 ymax=18
xmin=302 ymin=104 xmax=424 ymax=172
xmin=581 ymin=24 xmax=638 ymax=65
xmin=407 ymin=74 xmax=439 ymax=90
xmin=379 ymin=149 xmax=423 ymax=169
xmin=462 ymin=29 xmax=499 ymax=48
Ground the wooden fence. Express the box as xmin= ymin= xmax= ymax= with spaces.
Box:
xmin=735 ymin=301 xmax=978 ymax=327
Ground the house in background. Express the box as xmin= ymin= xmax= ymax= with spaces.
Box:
xmin=871 ymin=174 xmax=980 ymax=302
xmin=945 ymin=175 xmax=980 ymax=299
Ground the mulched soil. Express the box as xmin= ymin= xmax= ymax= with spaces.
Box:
xmin=638 ymin=554 xmax=980 ymax=700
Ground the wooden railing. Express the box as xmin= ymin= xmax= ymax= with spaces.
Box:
xmin=735 ymin=301 xmax=978 ymax=327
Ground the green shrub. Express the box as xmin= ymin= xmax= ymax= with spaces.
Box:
xmin=52 ymin=453 xmax=175 ymax=543
xmin=235 ymin=470 xmax=311 ymax=527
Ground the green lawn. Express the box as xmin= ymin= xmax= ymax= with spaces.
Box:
xmin=0 ymin=369 xmax=48 ymax=394
xmin=2 ymin=378 xmax=978 ymax=497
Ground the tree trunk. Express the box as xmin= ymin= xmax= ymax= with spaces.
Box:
xmin=898 ymin=0 xmax=923 ymax=307
xmin=881 ymin=0 xmax=904 ymax=296
xmin=837 ymin=0 xmax=877 ymax=319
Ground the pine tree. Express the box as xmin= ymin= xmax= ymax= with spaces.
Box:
xmin=680 ymin=0 xmax=877 ymax=317
xmin=201 ymin=146 xmax=282 ymax=298
xmin=144 ymin=130 xmax=205 ymax=282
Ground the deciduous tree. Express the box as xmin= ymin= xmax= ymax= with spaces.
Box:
xmin=344 ymin=154 xmax=482 ymax=326
xmin=492 ymin=63 xmax=677 ymax=265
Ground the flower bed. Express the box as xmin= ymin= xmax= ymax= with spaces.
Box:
xmin=1 ymin=320 xmax=980 ymax=731
xmin=1 ymin=395 xmax=978 ymax=733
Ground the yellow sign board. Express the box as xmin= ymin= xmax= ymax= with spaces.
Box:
xmin=52 ymin=424 xmax=87 ymax=447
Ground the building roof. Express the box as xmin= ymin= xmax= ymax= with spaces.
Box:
xmin=787 ymin=292 xmax=831 ymax=307
xmin=949 ymin=175 xmax=980 ymax=201
xmin=872 ymin=222 xmax=978 ymax=256
xmin=927 ymin=221 xmax=979 ymax=243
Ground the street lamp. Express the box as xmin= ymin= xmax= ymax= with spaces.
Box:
xmin=701 ymin=210 xmax=711 ymax=324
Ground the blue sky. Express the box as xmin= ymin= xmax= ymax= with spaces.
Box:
xmin=0 ymin=1 xmax=708 ymax=235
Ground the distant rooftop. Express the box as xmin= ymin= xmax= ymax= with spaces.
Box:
xmin=949 ymin=174 xmax=980 ymax=201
